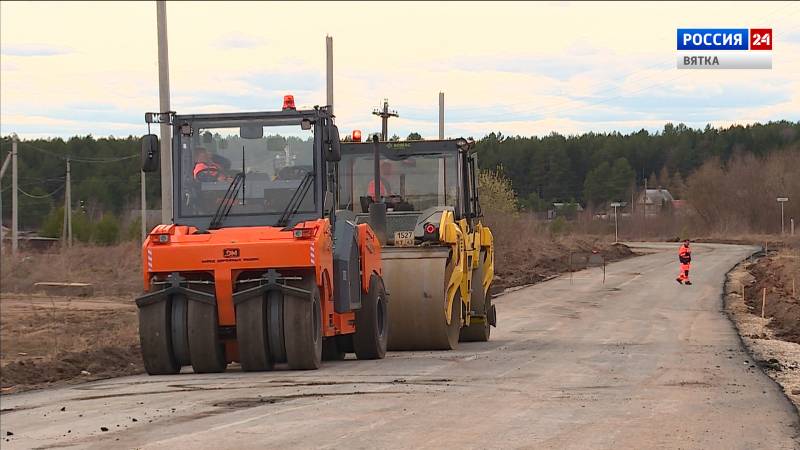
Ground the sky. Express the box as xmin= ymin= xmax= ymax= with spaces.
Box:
xmin=1 ymin=1 xmax=799 ymax=140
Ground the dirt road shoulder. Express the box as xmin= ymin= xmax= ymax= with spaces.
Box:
xmin=725 ymin=255 xmax=800 ymax=412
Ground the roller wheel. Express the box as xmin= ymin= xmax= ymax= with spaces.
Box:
xmin=322 ymin=338 xmax=346 ymax=361
xmin=187 ymin=299 xmax=227 ymax=373
xmin=267 ymin=291 xmax=286 ymax=364
xmin=236 ymin=294 xmax=274 ymax=371
xmin=138 ymin=298 xmax=180 ymax=375
xmin=354 ymin=275 xmax=388 ymax=360
xmin=171 ymin=295 xmax=190 ymax=366
xmin=284 ymin=285 xmax=322 ymax=370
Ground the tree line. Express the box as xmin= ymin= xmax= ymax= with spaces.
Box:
xmin=1 ymin=121 xmax=798 ymax=241
xmin=473 ymin=121 xmax=800 ymax=211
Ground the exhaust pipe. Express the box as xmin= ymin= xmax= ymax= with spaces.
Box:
xmin=368 ymin=134 xmax=387 ymax=245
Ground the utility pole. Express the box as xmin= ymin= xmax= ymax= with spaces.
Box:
xmin=157 ymin=0 xmax=173 ymax=224
xmin=11 ymin=135 xmax=19 ymax=256
xmin=141 ymin=171 xmax=147 ymax=241
xmin=326 ymin=35 xmax=334 ymax=114
xmin=0 ymin=152 xmax=11 ymax=259
xmin=642 ymin=177 xmax=647 ymax=237
xmin=438 ymin=92 xmax=444 ymax=139
xmin=66 ymin=158 xmax=72 ymax=246
xmin=372 ymin=99 xmax=398 ymax=140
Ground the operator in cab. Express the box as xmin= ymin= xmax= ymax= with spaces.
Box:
xmin=367 ymin=161 xmax=393 ymax=200
xmin=193 ymin=147 xmax=227 ymax=182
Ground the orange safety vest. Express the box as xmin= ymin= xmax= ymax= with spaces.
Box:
xmin=193 ymin=161 xmax=220 ymax=181
xmin=678 ymin=245 xmax=691 ymax=264
xmin=367 ymin=179 xmax=388 ymax=199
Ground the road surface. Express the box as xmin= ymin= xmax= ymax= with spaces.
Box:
xmin=1 ymin=243 xmax=798 ymax=449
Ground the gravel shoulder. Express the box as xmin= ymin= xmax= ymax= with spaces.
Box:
xmin=725 ymin=254 xmax=800 ymax=412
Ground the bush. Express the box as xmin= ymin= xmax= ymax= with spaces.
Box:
xmin=125 ymin=217 xmax=142 ymax=242
xmin=72 ymin=212 xmax=93 ymax=243
xmin=40 ymin=207 xmax=64 ymax=238
xmin=93 ymin=214 xmax=120 ymax=246
xmin=549 ymin=216 xmax=569 ymax=235
xmin=478 ymin=167 xmax=518 ymax=219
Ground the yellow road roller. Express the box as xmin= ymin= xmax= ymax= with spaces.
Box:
xmin=338 ymin=135 xmax=496 ymax=350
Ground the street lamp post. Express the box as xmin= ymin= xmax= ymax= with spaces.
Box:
xmin=777 ymin=197 xmax=789 ymax=235
xmin=610 ymin=202 xmax=624 ymax=243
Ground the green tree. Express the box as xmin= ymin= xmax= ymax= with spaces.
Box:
xmin=524 ymin=192 xmax=549 ymax=212
xmin=407 ymin=132 xmax=423 ymax=141
xmin=609 ymin=158 xmax=635 ymax=202
xmin=583 ymin=162 xmax=612 ymax=205
xmin=93 ymin=214 xmax=120 ymax=245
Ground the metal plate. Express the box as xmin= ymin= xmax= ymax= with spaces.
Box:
xmin=393 ymin=230 xmax=415 ymax=247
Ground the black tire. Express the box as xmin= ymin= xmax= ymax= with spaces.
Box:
xmin=354 ymin=275 xmax=388 ymax=360
xmin=322 ymin=337 xmax=346 ymax=361
xmin=459 ymin=294 xmax=492 ymax=342
xmin=460 ymin=256 xmax=492 ymax=342
xmin=284 ymin=285 xmax=322 ymax=370
xmin=267 ymin=290 xmax=286 ymax=364
xmin=138 ymin=298 xmax=180 ymax=375
xmin=171 ymin=295 xmax=190 ymax=366
xmin=236 ymin=294 xmax=274 ymax=371
xmin=187 ymin=299 xmax=227 ymax=373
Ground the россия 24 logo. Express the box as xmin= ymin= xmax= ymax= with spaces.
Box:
xmin=677 ymin=28 xmax=772 ymax=50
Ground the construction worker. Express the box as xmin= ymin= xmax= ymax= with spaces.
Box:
xmin=193 ymin=147 xmax=226 ymax=182
xmin=676 ymin=239 xmax=692 ymax=285
xmin=367 ymin=161 xmax=393 ymax=200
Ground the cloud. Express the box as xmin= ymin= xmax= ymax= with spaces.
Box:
xmin=214 ymin=33 xmax=268 ymax=49
xmin=1 ymin=43 xmax=72 ymax=57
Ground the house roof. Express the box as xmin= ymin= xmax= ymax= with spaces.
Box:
xmin=642 ymin=189 xmax=674 ymax=205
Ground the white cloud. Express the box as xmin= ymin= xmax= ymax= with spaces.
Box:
xmin=0 ymin=1 xmax=798 ymax=139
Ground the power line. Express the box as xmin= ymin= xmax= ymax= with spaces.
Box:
xmin=18 ymin=184 xmax=65 ymax=199
xmin=21 ymin=143 xmax=138 ymax=164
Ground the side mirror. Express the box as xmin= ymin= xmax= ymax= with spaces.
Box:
xmin=141 ymin=134 xmax=160 ymax=172
xmin=326 ymin=124 xmax=341 ymax=162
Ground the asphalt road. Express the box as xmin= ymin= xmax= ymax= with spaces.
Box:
xmin=2 ymin=243 xmax=798 ymax=449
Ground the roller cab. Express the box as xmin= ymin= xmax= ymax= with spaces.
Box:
xmin=136 ymin=104 xmax=387 ymax=374
xmin=339 ymin=138 xmax=496 ymax=350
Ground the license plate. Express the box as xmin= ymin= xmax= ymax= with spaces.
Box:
xmin=393 ymin=231 xmax=415 ymax=247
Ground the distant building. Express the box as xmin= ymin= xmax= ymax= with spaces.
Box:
xmin=636 ymin=188 xmax=675 ymax=216
xmin=548 ymin=202 xmax=583 ymax=220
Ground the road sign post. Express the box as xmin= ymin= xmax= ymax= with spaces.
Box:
xmin=777 ymin=197 xmax=789 ymax=235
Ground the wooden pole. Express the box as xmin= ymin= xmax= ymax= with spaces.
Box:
xmin=761 ymin=287 xmax=766 ymax=319
xmin=11 ymin=137 xmax=18 ymax=256
xmin=569 ymin=252 xmax=573 ymax=285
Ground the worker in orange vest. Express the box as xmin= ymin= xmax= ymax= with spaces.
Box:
xmin=193 ymin=147 xmax=226 ymax=182
xmin=367 ymin=161 xmax=393 ymax=200
xmin=676 ymin=240 xmax=692 ymax=285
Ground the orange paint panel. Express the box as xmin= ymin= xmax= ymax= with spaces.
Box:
xmin=141 ymin=219 xmax=365 ymax=340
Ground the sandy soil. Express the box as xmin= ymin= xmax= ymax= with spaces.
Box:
xmin=726 ymin=254 xmax=800 ymax=411
xmin=0 ymin=294 xmax=141 ymax=392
